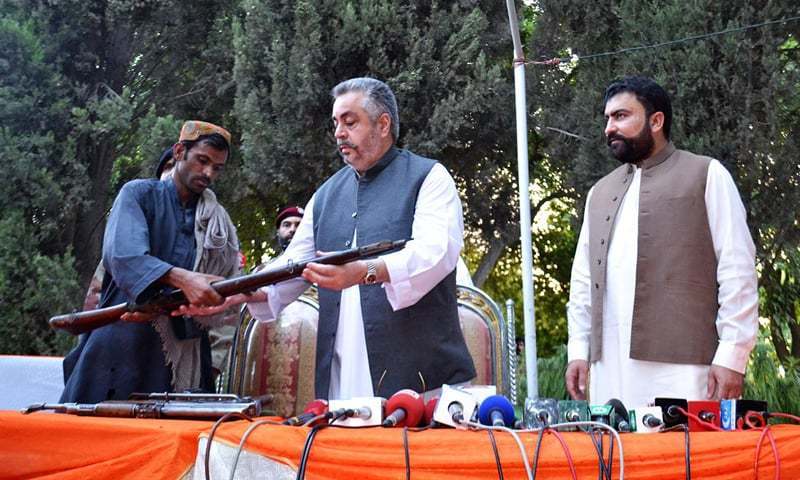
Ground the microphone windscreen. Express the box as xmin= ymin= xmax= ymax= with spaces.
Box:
xmin=304 ymin=399 xmax=329 ymax=416
xmin=424 ymin=396 xmax=439 ymax=425
xmin=478 ymin=395 xmax=515 ymax=427
xmin=384 ymin=389 xmax=424 ymax=427
xmin=605 ymin=398 xmax=629 ymax=422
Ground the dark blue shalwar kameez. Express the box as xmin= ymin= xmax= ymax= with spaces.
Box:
xmin=61 ymin=178 xmax=212 ymax=403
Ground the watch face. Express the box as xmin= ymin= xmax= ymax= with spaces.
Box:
xmin=365 ymin=273 xmax=377 ymax=284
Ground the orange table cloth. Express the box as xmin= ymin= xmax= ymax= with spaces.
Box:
xmin=3 ymin=410 xmax=800 ymax=479
xmin=207 ymin=421 xmax=800 ymax=479
xmin=0 ymin=411 xmax=209 ymax=479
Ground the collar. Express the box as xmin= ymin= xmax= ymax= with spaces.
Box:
xmin=639 ymin=141 xmax=676 ymax=170
xmin=353 ymin=146 xmax=399 ymax=181
xmin=168 ymin=176 xmax=198 ymax=208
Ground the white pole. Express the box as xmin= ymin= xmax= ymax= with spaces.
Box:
xmin=504 ymin=0 xmax=537 ymax=400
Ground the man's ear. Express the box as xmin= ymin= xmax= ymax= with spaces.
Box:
xmin=649 ymin=111 xmax=665 ymax=135
xmin=378 ymin=113 xmax=392 ymax=139
xmin=172 ymin=142 xmax=185 ymax=162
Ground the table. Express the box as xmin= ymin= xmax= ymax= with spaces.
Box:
xmin=2 ymin=411 xmax=799 ymax=479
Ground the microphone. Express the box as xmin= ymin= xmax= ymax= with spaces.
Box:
xmin=328 ymin=397 xmax=385 ymax=427
xmin=282 ymin=399 xmax=329 ymax=426
xmin=382 ymin=389 xmax=425 ymax=427
xmin=423 ymin=396 xmax=439 ymax=426
xmin=631 ymin=406 xmax=663 ymax=433
xmin=606 ymin=398 xmax=631 ymax=432
xmin=642 ymin=413 xmax=663 ymax=428
xmin=478 ymin=395 xmax=516 ymax=427
xmin=432 ymin=385 xmax=478 ymax=428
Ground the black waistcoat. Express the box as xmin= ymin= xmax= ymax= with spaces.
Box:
xmin=312 ymin=147 xmax=476 ymax=398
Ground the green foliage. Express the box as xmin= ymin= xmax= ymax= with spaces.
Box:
xmin=232 ymin=0 xmax=519 ymax=265
xmin=0 ymin=212 xmax=80 ymax=355
xmin=744 ymin=339 xmax=800 ymax=416
xmin=530 ymin=0 xmax=800 ymax=369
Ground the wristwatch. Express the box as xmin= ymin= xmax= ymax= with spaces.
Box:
xmin=363 ymin=260 xmax=378 ymax=285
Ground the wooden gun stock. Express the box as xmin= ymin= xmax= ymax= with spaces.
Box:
xmin=50 ymin=239 xmax=407 ymax=335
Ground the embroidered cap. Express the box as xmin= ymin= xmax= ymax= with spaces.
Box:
xmin=179 ymin=120 xmax=232 ymax=146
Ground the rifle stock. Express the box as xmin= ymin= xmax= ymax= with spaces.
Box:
xmin=50 ymin=239 xmax=407 ymax=335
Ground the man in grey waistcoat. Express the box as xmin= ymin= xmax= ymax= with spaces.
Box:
xmin=564 ymin=76 xmax=758 ymax=407
xmin=178 ymin=77 xmax=476 ymax=400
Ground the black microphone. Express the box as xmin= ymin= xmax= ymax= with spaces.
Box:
xmin=606 ymin=398 xmax=631 ymax=432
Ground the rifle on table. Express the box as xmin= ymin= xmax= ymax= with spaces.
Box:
xmin=22 ymin=392 xmax=273 ymax=420
xmin=50 ymin=239 xmax=408 ymax=335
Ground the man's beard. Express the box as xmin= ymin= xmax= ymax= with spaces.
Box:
xmin=606 ymin=123 xmax=655 ymax=164
xmin=277 ymin=233 xmax=292 ymax=251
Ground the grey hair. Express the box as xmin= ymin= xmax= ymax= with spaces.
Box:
xmin=331 ymin=77 xmax=400 ymax=142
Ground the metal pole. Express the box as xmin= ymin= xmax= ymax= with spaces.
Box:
xmin=504 ymin=0 xmax=537 ymax=399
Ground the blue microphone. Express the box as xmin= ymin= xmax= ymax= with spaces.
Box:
xmin=478 ymin=395 xmax=516 ymax=427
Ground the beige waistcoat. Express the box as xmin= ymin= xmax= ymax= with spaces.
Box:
xmin=587 ymin=143 xmax=719 ymax=365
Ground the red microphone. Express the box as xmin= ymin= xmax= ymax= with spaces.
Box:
xmin=283 ymin=399 xmax=329 ymax=426
xmin=423 ymin=396 xmax=439 ymax=426
xmin=382 ymin=389 xmax=425 ymax=427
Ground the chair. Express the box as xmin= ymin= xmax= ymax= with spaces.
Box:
xmin=226 ymin=285 xmax=514 ymax=417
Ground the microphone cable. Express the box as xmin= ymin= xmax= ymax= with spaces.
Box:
xmin=486 ymin=429 xmax=504 ymax=480
xmin=674 ymin=406 xmax=724 ymax=432
xmin=548 ymin=421 xmax=625 ymax=480
xmin=402 ymin=426 xmax=411 ymax=480
xmin=228 ymin=418 xmax=283 ymax=480
xmin=659 ymin=423 xmax=691 ymax=480
xmin=464 ymin=420 xmax=533 ymax=480
xmin=204 ymin=412 xmax=253 ymax=480
xmin=746 ymin=411 xmax=781 ymax=480
xmin=530 ymin=426 xmax=546 ymax=479
xmin=588 ymin=428 xmax=612 ymax=480
xmin=296 ymin=409 xmax=348 ymax=480
xmin=546 ymin=428 xmax=578 ymax=480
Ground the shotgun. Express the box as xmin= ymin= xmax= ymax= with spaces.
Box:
xmin=22 ymin=392 xmax=273 ymax=419
xmin=50 ymin=239 xmax=407 ymax=335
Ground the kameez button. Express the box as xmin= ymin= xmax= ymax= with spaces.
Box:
xmin=345 ymin=240 xmax=351 ymax=247
xmin=601 ymin=239 xmax=605 ymax=245
xmin=606 ymin=215 xmax=611 ymax=221
xmin=352 ymin=212 xmax=357 ymax=218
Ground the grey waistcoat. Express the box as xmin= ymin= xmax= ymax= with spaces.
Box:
xmin=312 ymin=147 xmax=476 ymax=398
xmin=587 ymin=143 xmax=719 ymax=365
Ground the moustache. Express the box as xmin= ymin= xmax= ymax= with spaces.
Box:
xmin=337 ymin=141 xmax=358 ymax=150
xmin=606 ymin=134 xmax=627 ymax=145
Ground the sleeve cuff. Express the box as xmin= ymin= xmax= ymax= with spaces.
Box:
xmin=712 ymin=341 xmax=753 ymax=374
xmin=382 ymin=252 xmax=413 ymax=310
xmin=567 ymin=338 xmax=590 ymax=363
xmin=245 ymin=286 xmax=279 ymax=322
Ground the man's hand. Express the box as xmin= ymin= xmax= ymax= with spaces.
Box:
xmin=162 ymin=268 xmax=225 ymax=307
xmin=707 ymin=364 xmax=744 ymax=400
xmin=120 ymin=311 xmax=159 ymax=323
xmin=172 ymin=292 xmax=257 ymax=317
xmin=565 ymin=359 xmax=589 ymax=400
xmin=301 ymin=260 xmax=367 ymax=290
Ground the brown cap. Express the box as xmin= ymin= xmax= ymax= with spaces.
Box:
xmin=179 ymin=120 xmax=231 ymax=146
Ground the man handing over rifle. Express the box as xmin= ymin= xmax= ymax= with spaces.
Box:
xmin=60 ymin=121 xmax=240 ymax=403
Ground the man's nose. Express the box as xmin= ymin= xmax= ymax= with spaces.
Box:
xmin=604 ymin=118 xmax=616 ymax=138
xmin=334 ymin=123 xmax=346 ymax=139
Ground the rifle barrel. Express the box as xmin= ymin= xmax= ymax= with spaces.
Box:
xmin=49 ymin=239 xmax=407 ymax=335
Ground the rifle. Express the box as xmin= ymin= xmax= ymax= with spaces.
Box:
xmin=22 ymin=392 xmax=272 ymax=420
xmin=50 ymin=239 xmax=407 ymax=335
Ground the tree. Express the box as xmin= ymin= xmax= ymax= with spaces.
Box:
xmin=0 ymin=0 xmax=238 ymax=354
xmin=529 ymin=0 xmax=800 ymax=367
xmin=231 ymin=0 xmax=523 ymax=275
